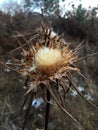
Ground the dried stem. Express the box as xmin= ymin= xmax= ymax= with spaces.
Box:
xmin=45 ymin=89 xmax=51 ymax=130
xmin=22 ymin=92 xmax=34 ymax=130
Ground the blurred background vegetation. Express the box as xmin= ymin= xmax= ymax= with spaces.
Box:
xmin=0 ymin=0 xmax=98 ymax=130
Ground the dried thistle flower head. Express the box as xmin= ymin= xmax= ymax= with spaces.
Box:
xmin=35 ymin=47 xmax=62 ymax=72
xmin=35 ymin=47 xmax=64 ymax=75
xmin=0 ymin=26 xmax=98 ymax=130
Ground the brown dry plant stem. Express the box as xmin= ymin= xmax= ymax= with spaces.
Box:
xmin=45 ymin=89 xmax=51 ymax=130
xmin=22 ymin=92 xmax=34 ymax=130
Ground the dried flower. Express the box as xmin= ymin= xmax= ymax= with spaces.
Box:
xmin=0 ymin=26 xmax=98 ymax=130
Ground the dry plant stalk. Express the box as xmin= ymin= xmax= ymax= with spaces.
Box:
xmin=0 ymin=25 xmax=98 ymax=130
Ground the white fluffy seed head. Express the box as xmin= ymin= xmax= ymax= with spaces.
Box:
xmin=34 ymin=47 xmax=62 ymax=75
xmin=35 ymin=47 xmax=62 ymax=66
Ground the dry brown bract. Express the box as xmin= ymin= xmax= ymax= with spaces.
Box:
xmin=0 ymin=26 xmax=98 ymax=130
